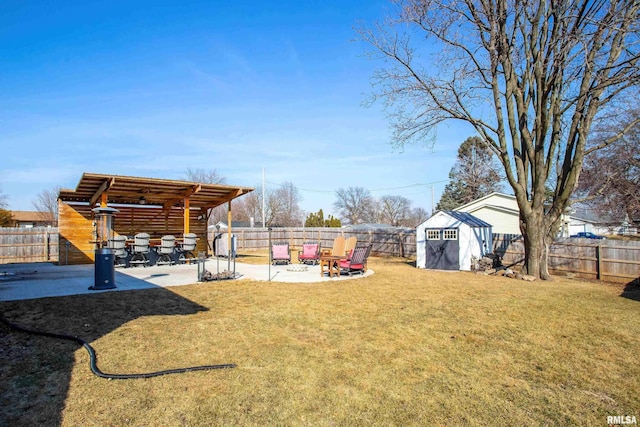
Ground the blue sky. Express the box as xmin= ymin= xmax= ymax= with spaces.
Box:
xmin=0 ymin=1 xmax=472 ymax=217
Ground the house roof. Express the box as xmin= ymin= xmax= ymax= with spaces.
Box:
xmin=58 ymin=172 xmax=253 ymax=210
xmin=444 ymin=211 xmax=493 ymax=228
xmin=212 ymin=221 xmax=265 ymax=229
xmin=342 ymin=223 xmax=412 ymax=231
xmin=10 ymin=211 xmax=50 ymax=222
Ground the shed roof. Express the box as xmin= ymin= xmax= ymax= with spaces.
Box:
xmin=443 ymin=211 xmax=492 ymax=228
xmin=58 ymin=172 xmax=253 ymax=209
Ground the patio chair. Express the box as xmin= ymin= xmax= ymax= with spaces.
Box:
xmin=156 ymin=235 xmax=177 ymax=266
xmin=271 ymin=242 xmax=291 ymax=265
xmin=108 ymin=235 xmax=130 ymax=267
xmin=178 ymin=233 xmax=198 ymax=263
xmin=343 ymin=236 xmax=357 ymax=257
xmin=129 ymin=233 xmax=151 ymax=267
xmin=297 ymin=242 xmax=321 ymax=265
xmin=339 ymin=244 xmax=372 ymax=276
xmin=322 ymin=235 xmax=345 ymax=257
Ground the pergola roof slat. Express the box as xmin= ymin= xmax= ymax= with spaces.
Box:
xmin=59 ymin=173 xmax=253 ymax=209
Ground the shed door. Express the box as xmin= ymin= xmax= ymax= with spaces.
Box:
xmin=425 ymin=228 xmax=459 ymax=270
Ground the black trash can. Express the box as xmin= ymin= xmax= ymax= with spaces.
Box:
xmin=90 ymin=248 xmax=116 ymax=290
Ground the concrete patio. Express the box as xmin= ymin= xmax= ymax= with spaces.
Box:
xmin=0 ymin=259 xmax=374 ymax=301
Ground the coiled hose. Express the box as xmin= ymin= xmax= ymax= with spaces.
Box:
xmin=0 ymin=314 xmax=236 ymax=379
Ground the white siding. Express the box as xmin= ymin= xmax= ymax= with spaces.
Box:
xmin=568 ymin=219 xmax=594 ymax=235
xmin=456 ymin=193 xmax=518 ymax=212
xmin=460 ymin=206 xmax=520 ymax=235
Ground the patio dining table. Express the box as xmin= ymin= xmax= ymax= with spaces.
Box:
xmin=319 ymin=255 xmax=347 ymax=278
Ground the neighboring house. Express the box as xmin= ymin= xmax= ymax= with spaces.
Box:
xmin=453 ymin=192 xmax=605 ymax=237
xmin=454 ymin=193 xmax=521 ymax=235
xmin=10 ymin=211 xmax=55 ymax=228
xmin=342 ymin=223 xmax=413 ymax=232
xmin=416 ymin=211 xmax=493 ymax=271
xmin=214 ymin=220 xmax=265 ymax=229
xmin=568 ymin=208 xmax=637 ymax=236
xmin=565 ymin=215 xmax=599 ymax=236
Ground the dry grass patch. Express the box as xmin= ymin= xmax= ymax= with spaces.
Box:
xmin=1 ymin=256 xmax=639 ymax=426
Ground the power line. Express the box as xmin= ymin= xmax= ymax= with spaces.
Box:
xmin=264 ymin=180 xmax=448 ymax=194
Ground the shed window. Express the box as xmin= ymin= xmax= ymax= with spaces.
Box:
xmin=443 ymin=229 xmax=458 ymax=240
xmin=426 ymin=230 xmax=440 ymax=240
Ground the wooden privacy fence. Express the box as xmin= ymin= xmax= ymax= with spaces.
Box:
xmin=494 ymin=234 xmax=640 ymax=283
xmin=207 ymin=227 xmax=417 ymax=258
xmin=0 ymin=227 xmax=59 ymax=264
xmin=1 ymin=227 xmax=637 ymax=283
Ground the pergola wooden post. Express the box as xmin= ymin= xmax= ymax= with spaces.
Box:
xmin=227 ymin=201 xmax=232 ymax=256
xmin=184 ymin=198 xmax=190 ymax=235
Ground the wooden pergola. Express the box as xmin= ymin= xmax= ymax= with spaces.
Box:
xmin=58 ymin=172 xmax=253 ymax=264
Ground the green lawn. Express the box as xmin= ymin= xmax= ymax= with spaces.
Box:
xmin=1 ymin=255 xmax=639 ymax=426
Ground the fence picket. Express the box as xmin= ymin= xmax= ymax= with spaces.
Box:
xmin=0 ymin=227 xmax=59 ymax=263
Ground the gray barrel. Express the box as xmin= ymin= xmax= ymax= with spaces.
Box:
xmin=91 ymin=248 xmax=116 ymax=290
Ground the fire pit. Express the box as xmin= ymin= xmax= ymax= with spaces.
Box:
xmin=286 ymin=265 xmax=308 ymax=273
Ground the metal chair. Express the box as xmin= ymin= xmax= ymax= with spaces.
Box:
xmin=338 ymin=245 xmax=372 ymax=275
xmin=178 ymin=233 xmax=197 ymax=263
xmin=298 ymin=242 xmax=321 ymax=265
xmin=108 ymin=235 xmax=130 ymax=267
xmin=271 ymin=242 xmax=291 ymax=265
xmin=129 ymin=233 xmax=151 ymax=267
xmin=156 ymin=235 xmax=177 ymax=265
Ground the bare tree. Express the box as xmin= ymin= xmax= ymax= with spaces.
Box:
xmin=379 ymin=195 xmax=412 ymax=226
xmin=0 ymin=187 xmax=8 ymax=209
xmin=405 ymin=206 xmax=430 ymax=228
xmin=184 ymin=168 xmax=226 ymax=185
xmin=0 ymin=186 xmax=10 ymax=226
xmin=577 ymin=108 xmax=640 ymax=221
xmin=232 ymin=188 xmax=261 ymax=224
xmin=183 ymin=167 xmax=227 ymax=225
xmin=32 ymin=186 xmax=61 ymax=226
xmin=274 ymin=181 xmax=304 ymax=226
xmin=359 ymin=0 xmax=640 ymax=279
xmin=233 ymin=183 xmax=282 ymax=226
xmin=334 ymin=187 xmax=376 ymax=225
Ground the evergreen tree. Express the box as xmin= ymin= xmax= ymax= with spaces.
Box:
xmin=304 ymin=210 xmax=341 ymax=227
xmin=324 ymin=215 xmax=341 ymax=228
xmin=0 ymin=209 xmax=11 ymax=226
xmin=305 ymin=209 xmax=325 ymax=227
xmin=436 ymin=136 xmax=503 ymax=211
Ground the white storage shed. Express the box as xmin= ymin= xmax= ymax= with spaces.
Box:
xmin=416 ymin=211 xmax=493 ymax=271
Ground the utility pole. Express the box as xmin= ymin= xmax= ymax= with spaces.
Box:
xmin=431 ymin=185 xmax=435 ymax=215
xmin=262 ymin=168 xmax=266 ymax=228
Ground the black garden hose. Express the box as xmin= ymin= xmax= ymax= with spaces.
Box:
xmin=0 ymin=314 xmax=236 ymax=380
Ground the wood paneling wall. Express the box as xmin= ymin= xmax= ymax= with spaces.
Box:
xmin=58 ymin=202 xmax=94 ymax=264
xmin=58 ymin=201 xmax=208 ymax=265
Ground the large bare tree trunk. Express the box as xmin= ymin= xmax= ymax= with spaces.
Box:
xmin=519 ymin=202 xmax=564 ymax=279
xmin=519 ymin=209 xmax=548 ymax=279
